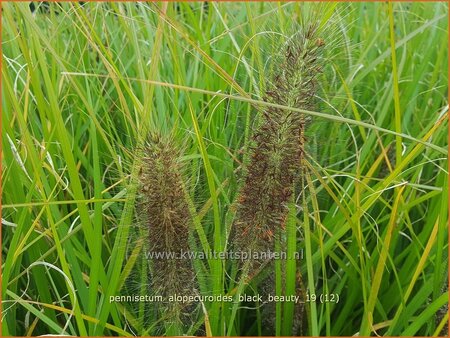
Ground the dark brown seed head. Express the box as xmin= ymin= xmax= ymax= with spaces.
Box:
xmin=138 ymin=133 xmax=196 ymax=322
xmin=233 ymin=23 xmax=324 ymax=272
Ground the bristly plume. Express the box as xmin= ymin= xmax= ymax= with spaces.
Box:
xmin=233 ymin=22 xmax=325 ymax=270
xmin=138 ymin=133 xmax=197 ymax=329
xmin=232 ymin=22 xmax=326 ymax=335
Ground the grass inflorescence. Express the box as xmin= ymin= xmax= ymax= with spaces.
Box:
xmin=233 ymin=22 xmax=325 ymax=266
xmin=231 ymin=22 xmax=326 ymax=335
xmin=137 ymin=133 xmax=198 ymax=334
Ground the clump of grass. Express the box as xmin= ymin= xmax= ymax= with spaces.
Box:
xmin=138 ymin=133 xmax=197 ymax=333
xmin=2 ymin=3 xmax=447 ymax=336
xmin=232 ymin=22 xmax=325 ymax=334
